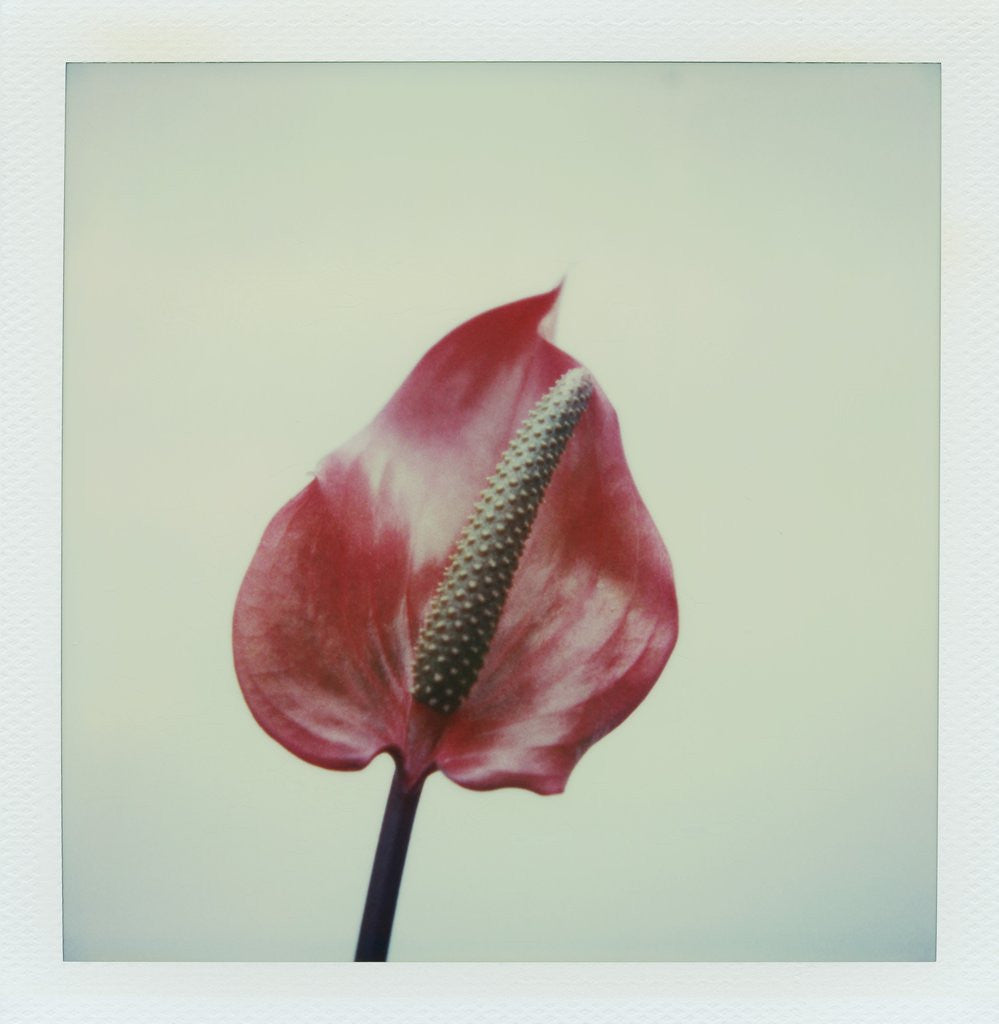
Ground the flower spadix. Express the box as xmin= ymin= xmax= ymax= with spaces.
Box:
xmin=412 ymin=367 xmax=594 ymax=715
xmin=233 ymin=287 xmax=678 ymax=795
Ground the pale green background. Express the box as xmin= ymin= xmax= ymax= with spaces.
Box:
xmin=62 ymin=63 xmax=939 ymax=962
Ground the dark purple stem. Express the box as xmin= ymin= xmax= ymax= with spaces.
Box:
xmin=354 ymin=764 xmax=424 ymax=961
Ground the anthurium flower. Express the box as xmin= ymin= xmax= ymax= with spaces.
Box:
xmin=234 ymin=285 xmax=679 ymax=958
xmin=233 ymin=286 xmax=678 ymax=800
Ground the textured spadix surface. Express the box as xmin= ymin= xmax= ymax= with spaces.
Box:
xmin=233 ymin=288 xmax=678 ymax=793
xmin=412 ymin=367 xmax=594 ymax=714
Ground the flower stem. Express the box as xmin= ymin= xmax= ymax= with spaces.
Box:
xmin=354 ymin=764 xmax=424 ymax=961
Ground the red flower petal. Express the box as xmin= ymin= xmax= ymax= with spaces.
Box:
xmin=233 ymin=287 xmax=678 ymax=794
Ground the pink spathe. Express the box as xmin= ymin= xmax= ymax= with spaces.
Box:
xmin=233 ymin=287 xmax=678 ymax=795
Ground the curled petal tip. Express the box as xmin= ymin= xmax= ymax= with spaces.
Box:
xmin=538 ymin=281 xmax=565 ymax=342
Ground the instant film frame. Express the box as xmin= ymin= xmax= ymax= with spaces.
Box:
xmin=61 ymin=61 xmax=937 ymax=963
xmin=2 ymin=1 xmax=995 ymax=1021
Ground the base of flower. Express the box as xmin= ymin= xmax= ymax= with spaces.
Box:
xmin=354 ymin=762 xmax=425 ymax=961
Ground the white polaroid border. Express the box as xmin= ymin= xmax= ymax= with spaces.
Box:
xmin=1 ymin=2 xmax=995 ymax=1022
